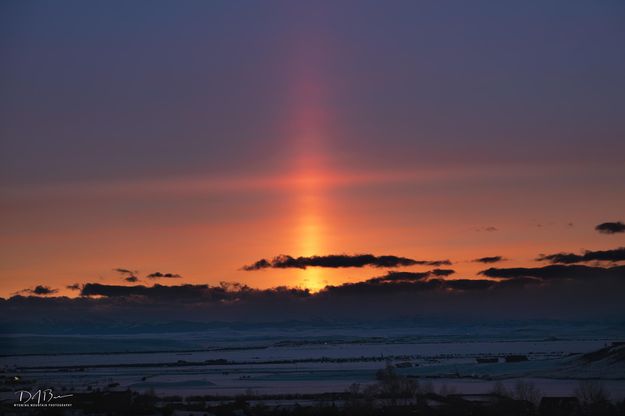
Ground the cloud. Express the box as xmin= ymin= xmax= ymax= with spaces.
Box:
xmin=321 ymin=277 xmax=444 ymax=296
xmin=480 ymin=264 xmax=625 ymax=280
xmin=321 ymin=269 xmax=497 ymax=297
xmin=66 ymin=283 xmax=81 ymax=290
xmin=4 ymin=255 xmax=625 ymax=327
xmin=115 ymin=268 xmax=139 ymax=281
xmin=369 ymin=271 xmax=431 ymax=282
xmin=366 ymin=269 xmax=454 ymax=284
xmin=431 ymin=268 xmax=456 ymax=277
xmin=81 ymin=283 xmax=212 ymax=299
xmin=3 ymin=270 xmax=625 ymax=328
xmin=242 ymin=254 xmax=451 ymax=270
xmin=79 ymin=282 xmax=310 ymax=302
xmin=78 ymin=269 xmax=458 ymax=301
xmin=115 ymin=268 xmax=182 ymax=280
xmin=146 ymin=272 xmax=182 ymax=279
xmin=16 ymin=285 xmax=58 ymax=296
xmin=596 ymin=221 xmax=625 ymax=234
xmin=244 ymin=259 xmax=271 ymax=270
xmin=115 ymin=268 xmax=137 ymax=275
xmin=474 ymin=226 xmax=498 ymax=232
xmin=536 ymin=247 xmax=625 ymax=264
xmin=473 ymin=256 xmax=504 ymax=264
xmin=321 ymin=272 xmax=541 ymax=296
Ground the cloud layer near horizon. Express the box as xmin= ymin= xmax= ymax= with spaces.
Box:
xmin=4 ymin=243 xmax=625 ymax=330
xmin=3 ymin=263 xmax=625 ymax=330
xmin=242 ymin=254 xmax=451 ymax=270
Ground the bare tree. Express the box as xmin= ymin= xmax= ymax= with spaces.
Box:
xmin=575 ymin=380 xmax=610 ymax=405
xmin=375 ymin=363 xmax=418 ymax=406
xmin=491 ymin=381 xmax=510 ymax=398
xmin=513 ymin=380 xmax=541 ymax=405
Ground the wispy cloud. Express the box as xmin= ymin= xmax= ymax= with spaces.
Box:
xmin=472 ymin=256 xmax=504 ymax=264
xmin=146 ymin=272 xmax=182 ymax=279
xmin=15 ymin=285 xmax=59 ymax=296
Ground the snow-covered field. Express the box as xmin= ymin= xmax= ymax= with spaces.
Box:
xmin=2 ymin=322 xmax=624 ymax=400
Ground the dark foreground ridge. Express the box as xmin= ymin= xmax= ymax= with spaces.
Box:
xmin=2 ymin=364 xmax=623 ymax=416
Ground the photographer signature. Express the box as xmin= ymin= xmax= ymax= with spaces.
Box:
xmin=15 ymin=389 xmax=73 ymax=404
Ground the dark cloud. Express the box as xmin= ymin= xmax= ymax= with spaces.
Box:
xmin=474 ymin=226 xmax=498 ymax=232
xmin=366 ymin=270 xmax=454 ymax=284
xmin=146 ymin=272 xmax=182 ymax=279
xmin=244 ymin=259 xmax=271 ymax=270
xmin=412 ymin=259 xmax=452 ymax=267
xmin=322 ymin=277 xmax=444 ymax=296
xmin=3 ymin=271 xmax=625 ymax=328
xmin=115 ymin=268 xmax=137 ymax=275
xmin=80 ymin=282 xmax=310 ymax=302
xmin=82 ymin=283 xmax=212 ymax=299
xmin=4 ymin=254 xmax=625 ymax=328
xmin=76 ymin=269 xmax=466 ymax=302
xmin=242 ymin=254 xmax=450 ymax=270
xmin=327 ymin=264 xmax=625 ymax=298
xmin=66 ymin=283 xmax=81 ymax=290
xmin=431 ymin=268 xmax=456 ymax=277
xmin=32 ymin=285 xmax=58 ymax=295
xmin=536 ymin=247 xmax=625 ymax=264
xmin=473 ymin=256 xmax=504 ymax=264
xmin=115 ymin=268 xmax=139 ymax=281
xmin=320 ymin=268 xmax=516 ymax=297
xmin=595 ymin=221 xmax=625 ymax=234
xmin=321 ymin=273 xmax=540 ymax=296
xmin=480 ymin=264 xmax=625 ymax=280
xmin=369 ymin=271 xmax=431 ymax=282
xmin=17 ymin=285 xmax=58 ymax=296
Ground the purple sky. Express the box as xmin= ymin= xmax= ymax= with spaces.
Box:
xmin=1 ymin=1 xmax=624 ymax=300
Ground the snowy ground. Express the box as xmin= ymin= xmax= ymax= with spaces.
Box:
xmin=1 ymin=322 xmax=624 ymax=400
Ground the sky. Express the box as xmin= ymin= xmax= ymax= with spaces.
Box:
xmin=1 ymin=1 xmax=625 ymax=303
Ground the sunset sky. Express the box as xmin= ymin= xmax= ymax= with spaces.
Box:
xmin=1 ymin=1 xmax=625 ymax=298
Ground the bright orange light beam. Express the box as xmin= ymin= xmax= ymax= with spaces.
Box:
xmin=287 ymin=34 xmax=330 ymax=291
